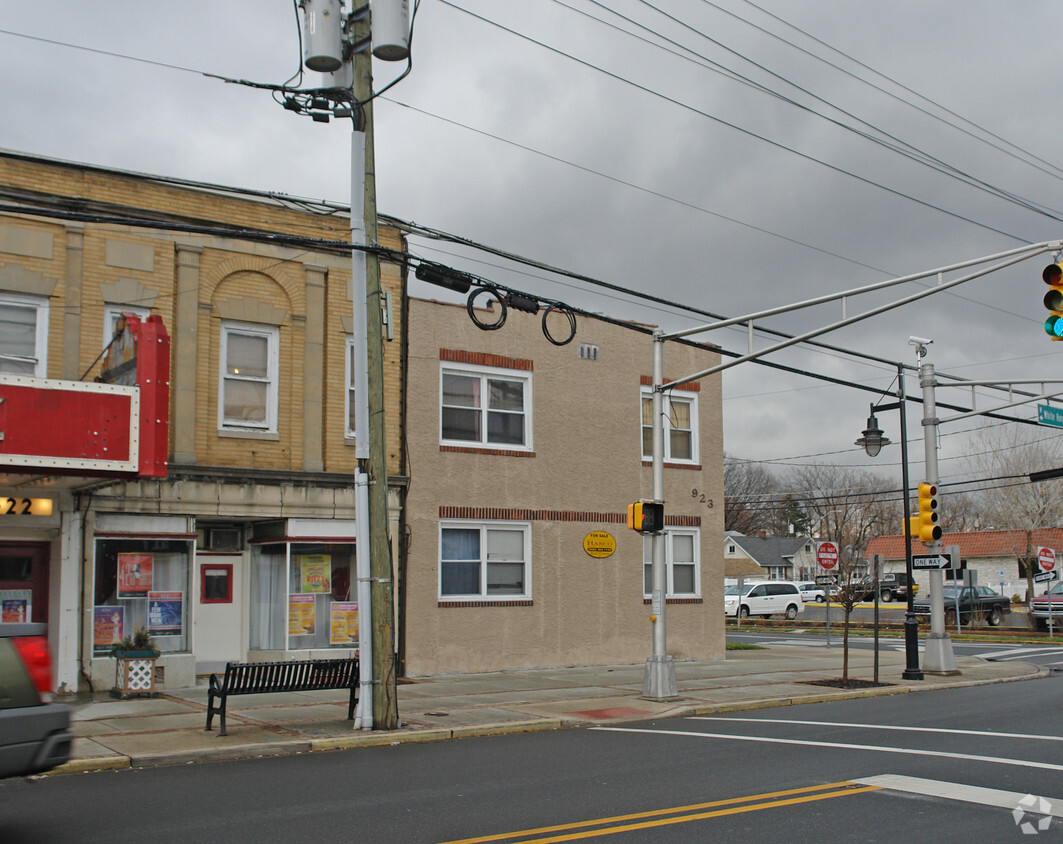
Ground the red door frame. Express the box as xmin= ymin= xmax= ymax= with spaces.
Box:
xmin=0 ymin=542 xmax=50 ymax=622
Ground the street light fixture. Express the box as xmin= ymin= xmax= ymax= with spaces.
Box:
xmin=855 ymin=407 xmax=891 ymax=458
xmin=857 ymin=375 xmax=923 ymax=681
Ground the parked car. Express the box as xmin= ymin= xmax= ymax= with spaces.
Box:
xmin=797 ymin=582 xmax=826 ymax=603
xmin=0 ymin=623 xmax=72 ymax=779
xmin=1029 ymin=580 xmax=1063 ymax=629
xmin=724 ymin=581 xmax=804 ymax=620
xmin=912 ymin=585 xmax=1010 ymax=626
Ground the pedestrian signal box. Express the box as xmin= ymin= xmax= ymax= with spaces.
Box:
xmin=627 ymin=501 xmax=664 ymax=533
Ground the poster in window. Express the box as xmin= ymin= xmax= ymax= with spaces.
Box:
xmin=117 ymin=553 xmax=153 ymax=597
xmin=300 ymin=554 xmax=331 ymax=594
xmin=330 ymin=601 xmax=359 ymax=645
xmin=2 ymin=598 xmax=28 ymax=623
xmin=289 ymin=594 xmax=316 ymax=635
xmin=94 ymin=605 xmax=124 ymax=649
xmin=147 ymin=591 xmax=183 ymax=636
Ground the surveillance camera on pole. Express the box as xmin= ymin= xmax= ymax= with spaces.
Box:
xmin=908 ymin=336 xmax=933 ymax=358
xmin=301 ymin=0 xmax=345 ymax=73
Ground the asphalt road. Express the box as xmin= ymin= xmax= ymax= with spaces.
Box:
xmin=3 ymin=652 xmax=1061 ymax=843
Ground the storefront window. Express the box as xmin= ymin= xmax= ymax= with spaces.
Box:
xmin=93 ymin=538 xmax=192 ymax=655
xmin=249 ymin=543 xmax=356 ymax=651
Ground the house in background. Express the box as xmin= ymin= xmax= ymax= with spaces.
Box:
xmin=866 ymin=528 xmax=1063 ymax=600
xmin=401 ymin=296 xmax=725 ymax=675
xmin=724 ymin=532 xmax=816 ymax=581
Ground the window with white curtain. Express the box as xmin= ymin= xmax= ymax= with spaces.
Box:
xmin=643 ymin=529 xmax=700 ymax=598
xmin=0 ymin=292 xmax=48 ymax=376
xmin=641 ymin=388 xmax=698 ymax=463
xmin=440 ymin=522 xmax=531 ymax=599
xmin=219 ymin=322 xmax=278 ymax=432
xmin=440 ymin=363 xmax=531 ymax=450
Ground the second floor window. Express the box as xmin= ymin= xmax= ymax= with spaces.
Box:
xmin=441 ymin=364 xmax=531 ymax=449
xmin=641 ymin=389 xmax=697 ymax=463
xmin=344 ymin=336 xmax=357 ymax=439
xmin=0 ymin=293 xmax=48 ymax=376
xmin=219 ymin=322 xmax=278 ymax=432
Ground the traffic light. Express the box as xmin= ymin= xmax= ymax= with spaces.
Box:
xmin=627 ymin=501 xmax=664 ymax=533
xmin=909 ymin=482 xmax=942 ymax=544
xmin=1043 ymin=263 xmax=1063 ymax=340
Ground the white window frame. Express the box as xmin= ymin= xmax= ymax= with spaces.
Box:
xmin=103 ymin=304 xmax=150 ymax=350
xmin=439 ymin=520 xmax=532 ymax=600
xmin=0 ymin=292 xmax=48 ymax=377
xmin=643 ymin=528 xmax=701 ymax=598
xmin=344 ymin=335 xmax=357 ymax=440
xmin=641 ymin=387 xmax=698 ymax=464
xmin=218 ymin=321 xmax=279 ymax=432
xmin=439 ymin=362 xmax=533 ymax=451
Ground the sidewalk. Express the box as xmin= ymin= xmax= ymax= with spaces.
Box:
xmin=54 ymin=644 xmax=1046 ymax=774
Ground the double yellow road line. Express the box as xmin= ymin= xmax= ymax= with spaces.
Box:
xmin=439 ymin=780 xmax=880 ymax=843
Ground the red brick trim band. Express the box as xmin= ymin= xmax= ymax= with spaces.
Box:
xmin=640 ymin=376 xmax=700 ymax=391
xmin=440 ymin=446 xmax=536 ymax=458
xmin=439 ymin=507 xmax=700 ymax=527
xmin=441 ymin=349 xmax=533 ymax=371
xmin=438 ymin=600 xmax=534 ymax=608
xmin=642 ymin=597 xmax=704 ymax=605
xmin=641 ymin=462 xmax=703 ymax=471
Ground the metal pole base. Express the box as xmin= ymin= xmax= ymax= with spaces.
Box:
xmin=641 ymin=654 xmax=679 ymax=700
xmin=922 ymin=633 xmax=959 ymax=675
xmin=902 ymin=611 xmax=923 ymax=680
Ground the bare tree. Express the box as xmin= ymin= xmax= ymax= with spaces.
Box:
xmin=962 ymin=424 xmax=1063 ymax=604
xmin=723 ymin=455 xmax=778 ymax=535
xmin=785 ymin=463 xmax=895 ymax=683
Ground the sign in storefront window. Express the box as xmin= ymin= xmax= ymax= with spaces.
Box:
xmin=93 ymin=605 xmax=124 ymax=650
xmin=93 ymin=538 xmax=191 ymax=655
xmin=250 ymin=542 xmax=354 ymax=651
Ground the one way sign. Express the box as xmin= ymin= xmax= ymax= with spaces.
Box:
xmin=912 ymin=553 xmax=951 ymax=569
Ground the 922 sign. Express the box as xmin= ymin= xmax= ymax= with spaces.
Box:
xmin=0 ymin=498 xmax=54 ymax=516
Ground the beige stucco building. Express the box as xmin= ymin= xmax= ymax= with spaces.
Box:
xmin=402 ymin=296 xmax=725 ymax=675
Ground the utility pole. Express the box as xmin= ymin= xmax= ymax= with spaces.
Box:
xmin=351 ymin=9 xmax=399 ymax=729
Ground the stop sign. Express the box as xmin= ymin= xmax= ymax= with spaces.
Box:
xmin=1039 ymin=546 xmax=1056 ymax=572
xmin=817 ymin=541 xmax=839 ymax=570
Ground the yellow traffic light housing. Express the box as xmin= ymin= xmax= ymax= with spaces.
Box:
xmin=627 ymin=501 xmax=664 ymax=533
xmin=1043 ymin=263 xmax=1063 ymax=340
xmin=913 ymin=482 xmax=941 ymax=544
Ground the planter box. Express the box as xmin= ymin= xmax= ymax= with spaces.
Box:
xmin=111 ymin=650 xmax=159 ymax=699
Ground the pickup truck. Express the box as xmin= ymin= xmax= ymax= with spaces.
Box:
xmin=844 ymin=572 xmax=918 ymax=603
xmin=1029 ymin=581 xmax=1063 ymax=630
xmin=912 ymin=585 xmax=1010 ymax=626
xmin=0 ymin=623 xmax=72 ymax=779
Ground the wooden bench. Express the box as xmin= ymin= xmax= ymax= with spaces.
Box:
xmin=205 ymin=657 xmax=359 ymax=736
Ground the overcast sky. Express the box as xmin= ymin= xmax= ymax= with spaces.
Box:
xmin=2 ymin=0 xmax=1062 ymax=498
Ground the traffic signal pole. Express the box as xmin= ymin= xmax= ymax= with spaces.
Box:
xmin=643 ymin=330 xmax=678 ymax=700
xmin=919 ymin=360 xmax=958 ymax=674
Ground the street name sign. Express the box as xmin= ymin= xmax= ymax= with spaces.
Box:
xmin=912 ymin=553 xmax=951 ymax=569
xmin=1038 ymin=404 xmax=1063 ymax=428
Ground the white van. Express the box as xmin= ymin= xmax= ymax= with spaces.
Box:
xmin=724 ymin=581 xmax=804 ymax=620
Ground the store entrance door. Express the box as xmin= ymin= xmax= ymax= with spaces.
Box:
xmin=194 ymin=554 xmax=243 ymax=674
xmin=0 ymin=542 xmax=49 ymax=623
